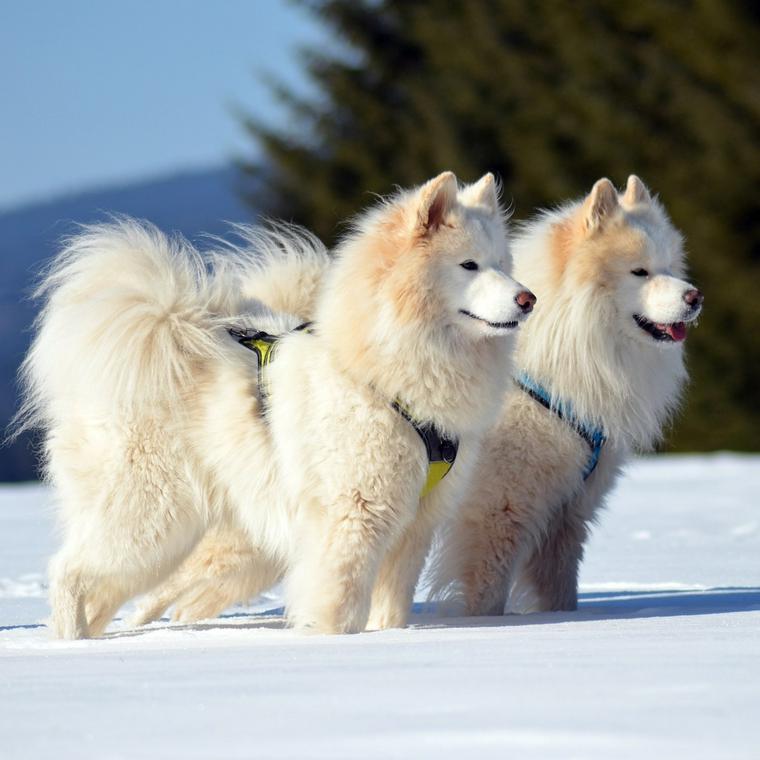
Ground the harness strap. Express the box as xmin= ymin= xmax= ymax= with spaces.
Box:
xmin=391 ymin=401 xmax=459 ymax=497
xmin=229 ymin=323 xmax=312 ymax=414
xmin=228 ymin=324 xmax=458 ymax=496
xmin=515 ymin=372 xmax=606 ymax=480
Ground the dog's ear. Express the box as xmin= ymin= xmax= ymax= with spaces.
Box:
xmin=459 ymin=173 xmax=498 ymax=213
xmin=582 ymin=178 xmax=619 ymax=232
xmin=622 ymin=174 xmax=651 ymax=207
xmin=416 ymin=171 xmax=458 ymax=233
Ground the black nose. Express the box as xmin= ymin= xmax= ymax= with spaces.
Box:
xmin=683 ymin=288 xmax=703 ymax=309
xmin=515 ymin=290 xmax=536 ymax=314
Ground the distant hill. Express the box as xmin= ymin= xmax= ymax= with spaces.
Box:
xmin=0 ymin=165 xmax=256 ymax=481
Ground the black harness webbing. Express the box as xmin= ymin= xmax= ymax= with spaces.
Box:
xmin=391 ymin=401 xmax=458 ymax=497
xmin=228 ymin=324 xmax=458 ymax=496
xmin=228 ymin=323 xmax=312 ymax=414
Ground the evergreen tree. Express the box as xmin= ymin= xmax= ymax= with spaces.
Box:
xmin=240 ymin=0 xmax=760 ymax=451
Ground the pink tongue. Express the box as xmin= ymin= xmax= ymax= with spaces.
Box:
xmin=656 ymin=322 xmax=687 ymax=341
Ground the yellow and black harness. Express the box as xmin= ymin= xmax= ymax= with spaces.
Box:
xmin=228 ymin=325 xmax=458 ymax=497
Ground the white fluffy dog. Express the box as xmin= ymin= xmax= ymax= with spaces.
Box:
xmin=17 ymin=171 xmax=534 ymax=638
xmin=429 ymin=176 xmax=703 ymax=615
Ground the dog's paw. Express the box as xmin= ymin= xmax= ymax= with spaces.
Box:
xmin=290 ymin=605 xmax=369 ymax=635
xmin=365 ymin=608 xmax=407 ymax=631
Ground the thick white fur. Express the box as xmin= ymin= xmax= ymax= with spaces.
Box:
xmin=20 ymin=172 xmax=528 ymax=638
xmin=217 ymin=222 xmax=330 ymax=321
xmin=428 ymin=176 xmax=702 ymax=615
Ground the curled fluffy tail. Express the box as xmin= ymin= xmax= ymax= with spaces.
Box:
xmin=13 ymin=218 xmax=330 ymax=440
xmin=214 ymin=222 xmax=331 ymax=321
xmin=15 ymin=218 xmax=231 ymax=435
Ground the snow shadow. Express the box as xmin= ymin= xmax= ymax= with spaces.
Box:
xmin=0 ymin=622 xmax=46 ymax=632
xmin=406 ymin=585 xmax=760 ymax=630
xmin=100 ymin=611 xmax=288 ymax=640
xmin=89 ymin=585 xmax=760 ymax=639
xmin=3 ymin=587 xmax=758 ymax=637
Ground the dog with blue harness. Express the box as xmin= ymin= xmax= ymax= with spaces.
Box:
xmin=430 ymin=175 xmax=701 ymax=618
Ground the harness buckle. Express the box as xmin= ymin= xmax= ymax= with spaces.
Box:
xmin=440 ymin=439 xmax=457 ymax=464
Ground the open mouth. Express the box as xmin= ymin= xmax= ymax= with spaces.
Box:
xmin=633 ymin=314 xmax=687 ymax=342
xmin=459 ymin=309 xmax=518 ymax=330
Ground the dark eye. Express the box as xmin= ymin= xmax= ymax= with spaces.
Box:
xmin=631 ymin=268 xmax=649 ymax=277
xmin=460 ymin=260 xmax=479 ymax=271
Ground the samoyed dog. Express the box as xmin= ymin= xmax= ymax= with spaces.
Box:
xmin=428 ymin=175 xmax=703 ymax=615
xmin=17 ymin=171 xmax=534 ymax=638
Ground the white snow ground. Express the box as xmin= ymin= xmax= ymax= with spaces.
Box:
xmin=1 ymin=454 xmax=758 ymax=760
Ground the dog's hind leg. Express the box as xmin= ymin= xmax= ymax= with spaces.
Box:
xmin=132 ymin=527 xmax=283 ymax=627
xmin=49 ymin=543 xmax=138 ymax=639
xmin=50 ymin=525 xmax=203 ymax=639
xmin=85 ymin=577 xmax=135 ymax=638
xmin=48 ymin=551 xmax=90 ymax=640
xmin=170 ymin=552 xmax=281 ymax=624
xmin=48 ymin=477 xmax=207 ymax=639
xmin=130 ymin=583 xmax=179 ymax=628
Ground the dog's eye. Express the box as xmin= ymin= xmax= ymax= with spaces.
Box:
xmin=460 ymin=260 xmax=479 ymax=271
xmin=631 ymin=268 xmax=649 ymax=277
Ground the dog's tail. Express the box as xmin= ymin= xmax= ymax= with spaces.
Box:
xmin=13 ymin=218 xmax=231 ymax=437
xmin=215 ymin=222 xmax=331 ymax=321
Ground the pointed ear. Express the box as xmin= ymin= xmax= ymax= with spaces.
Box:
xmin=582 ymin=178 xmax=619 ymax=232
xmin=459 ymin=173 xmax=499 ymax=213
xmin=622 ymin=174 xmax=651 ymax=206
xmin=416 ymin=171 xmax=458 ymax=233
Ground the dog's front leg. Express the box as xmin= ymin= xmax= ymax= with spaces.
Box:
xmin=285 ymin=491 xmax=410 ymax=634
xmin=366 ymin=505 xmax=437 ymax=630
xmin=522 ymin=505 xmax=589 ymax=611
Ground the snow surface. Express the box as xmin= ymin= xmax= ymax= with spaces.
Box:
xmin=1 ymin=454 xmax=758 ymax=759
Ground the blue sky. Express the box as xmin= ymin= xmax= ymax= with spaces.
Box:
xmin=0 ymin=1 xmax=327 ymax=210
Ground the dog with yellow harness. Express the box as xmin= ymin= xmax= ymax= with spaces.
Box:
xmin=18 ymin=171 xmax=533 ymax=637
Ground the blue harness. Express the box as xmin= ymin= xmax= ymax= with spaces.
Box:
xmin=515 ymin=372 xmax=606 ymax=480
